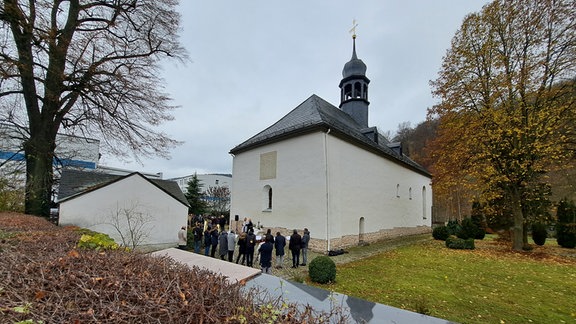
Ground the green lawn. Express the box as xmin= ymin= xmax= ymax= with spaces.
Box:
xmin=324 ymin=239 xmax=576 ymax=323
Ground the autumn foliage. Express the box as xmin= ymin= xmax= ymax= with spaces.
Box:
xmin=0 ymin=213 xmax=347 ymax=323
xmin=428 ymin=0 xmax=576 ymax=250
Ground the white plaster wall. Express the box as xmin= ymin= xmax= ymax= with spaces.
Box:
xmin=59 ymin=174 xmax=188 ymax=247
xmin=230 ymin=131 xmax=432 ymax=249
xmin=327 ymin=135 xmax=432 ymax=240
xmin=231 ymin=132 xmax=328 ymax=238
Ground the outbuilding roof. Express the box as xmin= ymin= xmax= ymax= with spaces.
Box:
xmin=58 ymin=168 xmax=190 ymax=207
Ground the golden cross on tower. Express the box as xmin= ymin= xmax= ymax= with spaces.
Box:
xmin=349 ymin=19 xmax=358 ymax=39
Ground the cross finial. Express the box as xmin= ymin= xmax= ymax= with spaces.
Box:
xmin=349 ymin=19 xmax=358 ymax=39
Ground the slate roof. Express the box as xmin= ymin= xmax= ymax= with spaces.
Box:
xmin=229 ymin=94 xmax=431 ymax=177
xmin=58 ymin=168 xmax=190 ymax=207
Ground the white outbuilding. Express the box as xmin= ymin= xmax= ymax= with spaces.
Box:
xmin=229 ymin=35 xmax=432 ymax=252
xmin=58 ymin=169 xmax=189 ymax=250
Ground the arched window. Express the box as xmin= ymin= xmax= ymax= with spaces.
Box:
xmin=396 ymin=184 xmax=400 ymax=198
xmin=353 ymin=82 xmax=362 ymax=98
xmin=409 ymin=187 xmax=412 ymax=200
xmin=343 ymin=84 xmax=353 ymax=100
xmin=263 ymin=185 xmax=273 ymax=211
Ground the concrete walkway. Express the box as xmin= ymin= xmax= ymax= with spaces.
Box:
xmin=152 ymin=247 xmax=453 ymax=323
xmin=150 ymin=248 xmax=261 ymax=284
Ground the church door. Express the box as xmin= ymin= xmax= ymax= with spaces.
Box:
xmin=359 ymin=217 xmax=365 ymax=244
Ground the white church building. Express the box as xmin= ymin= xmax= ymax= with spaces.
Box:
xmin=229 ymin=35 xmax=432 ymax=252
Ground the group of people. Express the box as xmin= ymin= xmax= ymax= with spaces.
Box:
xmin=178 ymin=216 xmax=311 ymax=275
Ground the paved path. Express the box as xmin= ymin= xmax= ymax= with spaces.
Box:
xmin=152 ymin=246 xmax=452 ymax=323
xmin=150 ymin=248 xmax=261 ymax=284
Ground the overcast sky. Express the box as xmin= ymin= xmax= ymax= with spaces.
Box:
xmin=99 ymin=0 xmax=490 ymax=179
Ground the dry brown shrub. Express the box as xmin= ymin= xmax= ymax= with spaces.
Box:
xmin=0 ymin=213 xmax=348 ymax=323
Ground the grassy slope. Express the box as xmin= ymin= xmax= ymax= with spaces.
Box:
xmin=326 ymin=237 xmax=576 ymax=323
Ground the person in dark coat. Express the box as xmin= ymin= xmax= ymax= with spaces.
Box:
xmin=258 ymin=236 xmax=274 ymax=274
xmin=236 ymin=232 xmax=247 ymax=265
xmin=218 ymin=230 xmax=228 ymax=260
xmin=265 ymin=228 xmax=274 ymax=243
xmin=289 ymin=229 xmax=302 ymax=268
xmin=218 ymin=214 xmax=227 ymax=231
xmin=210 ymin=227 xmax=219 ymax=258
xmin=246 ymin=218 xmax=254 ymax=233
xmin=301 ymin=228 xmax=310 ymax=266
xmin=193 ymin=222 xmax=203 ymax=253
xmin=203 ymin=226 xmax=212 ymax=256
xmin=246 ymin=229 xmax=256 ymax=267
xmin=274 ymin=232 xmax=286 ymax=268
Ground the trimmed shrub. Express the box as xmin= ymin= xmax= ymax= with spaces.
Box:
xmin=457 ymin=217 xmax=479 ymax=240
xmin=432 ymin=226 xmax=450 ymax=241
xmin=471 ymin=215 xmax=486 ymax=240
xmin=531 ymin=223 xmax=548 ymax=246
xmin=309 ymin=256 xmax=336 ymax=284
xmin=446 ymin=219 xmax=461 ymax=236
xmin=445 ymin=235 xmax=475 ymax=250
xmin=470 ymin=201 xmax=486 ymax=239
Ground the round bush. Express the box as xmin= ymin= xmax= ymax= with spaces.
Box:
xmin=445 ymin=235 xmax=475 ymax=250
xmin=457 ymin=218 xmax=478 ymax=240
xmin=309 ymin=256 xmax=336 ymax=284
xmin=531 ymin=223 xmax=548 ymax=246
xmin=446 ymin=220 xmax=461 ymax=236
xmin=471 ymin=214 xmax=486 ymax=240
xmin=432 ymin=226 xmax=450 ymax=241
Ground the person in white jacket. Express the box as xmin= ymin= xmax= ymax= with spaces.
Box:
xmin=227 ymin=230 xmax=237 ymax=262
xmin=177 ymin=226 xmax=187 ymax=249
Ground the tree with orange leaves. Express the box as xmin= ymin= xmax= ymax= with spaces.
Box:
xmin=429 ymin=0 xmax=575 ymax=251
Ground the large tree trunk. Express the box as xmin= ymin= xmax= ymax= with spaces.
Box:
xmin=509 ymin=187 xmax=525 ymax=251
xmin=24 ymin=133 xmax=56 ymax=217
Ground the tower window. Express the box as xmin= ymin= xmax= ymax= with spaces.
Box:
xmin=353 ymin=82 xmax=362 ymax=98
xmin=343 ymin=84 xmax=353 ymax=101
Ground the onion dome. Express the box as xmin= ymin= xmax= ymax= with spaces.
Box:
xmin=342 ymin=36 xmax=367 ymax=78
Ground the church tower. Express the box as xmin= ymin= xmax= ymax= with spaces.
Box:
xmin=339 ymin=32 xmax=370 ymax=128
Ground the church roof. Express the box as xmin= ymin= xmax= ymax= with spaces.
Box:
xmin=58 ymin=168 xmax=190 ymax=206
xmin=229 ymin=95 xmax=430 ymax=177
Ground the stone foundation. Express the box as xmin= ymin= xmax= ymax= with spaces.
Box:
xmin=256 ymin=226 xmax=432 ymax=253
xmin=322 ymin=226 xmax=432 ymax=252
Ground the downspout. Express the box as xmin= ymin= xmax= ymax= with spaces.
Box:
xmin=324 ymin=128 xmax=331 ymax=252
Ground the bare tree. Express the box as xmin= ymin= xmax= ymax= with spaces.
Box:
xmin=0 ymin=0 xmax=186 ymax=216
xmin=204 ymin=185 xmax=230 ymax=216
xmin=105 ymin=201 xmax=153 ymax=250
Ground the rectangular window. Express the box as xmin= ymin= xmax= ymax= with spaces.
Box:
xmin=260 ymin=151 xmax=277 ymax=180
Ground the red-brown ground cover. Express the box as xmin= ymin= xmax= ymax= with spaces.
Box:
xmin=0 ymin=212 xmax=346 ymax=323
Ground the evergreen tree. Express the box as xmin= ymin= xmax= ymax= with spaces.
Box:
xmin=184 ymin=174 xmax=207 ymax=215
xmin=470 ymin=200 xmax=486 ymax=239
xmin=556 ymin=199 xmax=576 ymax=248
